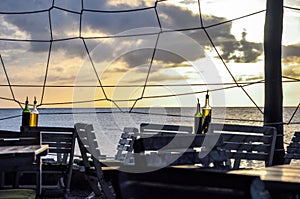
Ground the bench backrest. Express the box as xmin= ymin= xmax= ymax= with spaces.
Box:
xmin=140 ymin=123 xmax=192 ymax=135
xmin=118 ymin=166 xmax=267 ymax=199
xmin=133 ymin=133 xmax=228 ymax=168
xmin=0 ymin=130 xmax=40 ymax=146
xmin=209 ymin=123 xmax=277 ymax=169
xmin=284 ymin=131 xmax=300 ymax=164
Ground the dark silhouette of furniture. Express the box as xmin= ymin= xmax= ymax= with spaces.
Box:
xmin=21 ymin=126 xmax=76 ymax=194
xmin=209 ymin=123 xmax=277 ymax=169
xmin=74 ymin=123 xmax=116 ymax=199
xmin=118 ymin=165 xmax=269 ymax=199
xmin=284 ymin=131 xmax=300 ymax=164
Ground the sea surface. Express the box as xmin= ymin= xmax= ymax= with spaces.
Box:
xmin=0 ymin=107 xmax=299 ymax=159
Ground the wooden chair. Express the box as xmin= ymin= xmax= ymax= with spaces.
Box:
xmin=74 ymin=123 xmax=116 ymax=199
xmin=133 ymin=133 xmax=229 ymax=169
xmin=21 ymin=126 xmax=76 ymax=194
xmin=284 ymin=131 xmax=300 ymax=164
xmin=209 ymin=123 xmax=277 ymax=169
xmin=0 ymin=129 xmax=40 ymax=198
xmin=117 ymin=165 xmax=270 ymax=199
xmin=115 ymin=127 xmax=137 ymax=164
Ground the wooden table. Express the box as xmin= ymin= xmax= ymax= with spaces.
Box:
xmin=0 ymin=145 xmax=49 ymax=196
xmin=229 ymin=164 xmax=300 ymax=198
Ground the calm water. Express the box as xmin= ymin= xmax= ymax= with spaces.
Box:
xmin=0 ymin=107 xmax=299 ymax=158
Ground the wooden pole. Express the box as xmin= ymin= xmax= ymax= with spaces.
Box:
xmin=264 ymin=0 xmax=284 ymax=165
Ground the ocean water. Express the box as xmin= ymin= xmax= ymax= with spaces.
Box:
xmin=0 ymin=107 xmax=299 ymax=158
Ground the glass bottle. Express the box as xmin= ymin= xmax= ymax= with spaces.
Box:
xmin=194 ymin=98 xmax=203 ymax=134
xmin=22 ymin=97 xmax=30 ymax=126
xmin=29 ymin=96 xmax=39 ymax=127
xmin=202 ymin=90 xmax=212 ymax=134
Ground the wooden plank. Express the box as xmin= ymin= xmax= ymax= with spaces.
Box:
xmin=118 ymin=166 xmax=260 ymax=199
xmin=226 ymin=152 xmax=268 ymax=161
xmin=119 ymin=139 xmax=132 ymax=145
xmin=22 ymin=126 xmax=74 ymax=133
xmin=42 ymin=134 xmax=73 ymax=142
xmin=140 ymin=123 xmax=192 ymax=134
xmin=221 ymin=134 xmax=272 ymax=143
xmin=223 ymin=143 xmax=270 ymax=152
xmin=285 ymin=154 xmax=300 ymax=160
xmin=286 ymin=146 xmax=300 ymax=153
xmin=48 ymin=148 xmax=72 ymax=154
xmin=291 ymin=137 xmax=300 ymax=142
xmin=133 ymin=134 xmax=222 ymax=153
xmin=43 ymin=142 xmax=73 ymax=148
xmin=288 ymin=142 xmax=300 ymax=148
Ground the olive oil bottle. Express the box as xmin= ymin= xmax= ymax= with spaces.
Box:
xmin=29 ymin=96 xmax=39 ymax=127
xmin=22 ymin=97 xmax=30 ymax=126
xmin=194 ymin=98 xmax=203 ymax=134
xmin=202 ymin=90 xmax=212 ymax=134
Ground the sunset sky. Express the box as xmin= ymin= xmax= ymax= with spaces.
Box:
xmin=0 ymin=0 xmax=299 ymax=109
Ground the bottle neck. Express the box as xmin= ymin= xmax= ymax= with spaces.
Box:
xmin=32 ymin=102 xmax=38 ymax=114
xmin=195 ymin=99 xmax=202 ymax=116
xmin=24 ymin=98 xmax=30 ymax=112
xmin=197 ymin=103 xmax=201 ymax=113
xmin=204 ymin=95 xmax=210 ymax=109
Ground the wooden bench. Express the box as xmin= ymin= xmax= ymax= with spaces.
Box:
xmin=21 ymin=126 xmax=76 ymax=194
xmin=209 ymin=123 xmax=277 ymax=169
xmin=284 ymin=131 xmax=300 ymax=164
xmin=133 ymin=133 xmax=229 ymax=169
xmin=74 ymin=123 xmax=116 ymax=199
xmin=117 ymin=165 xmax=269 ymax=199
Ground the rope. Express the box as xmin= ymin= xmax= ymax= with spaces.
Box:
xmin=0 ymin=1 xmax=298 ymax=126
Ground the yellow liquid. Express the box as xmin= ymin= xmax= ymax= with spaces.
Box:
xmin=29 ymin=113 xmax=38 ymax=127
xmin=202 ymin=108 xmax=211 ymax=117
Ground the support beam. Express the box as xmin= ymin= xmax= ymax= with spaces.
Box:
xmin=264 ymin=0 xmax=284 ymax=165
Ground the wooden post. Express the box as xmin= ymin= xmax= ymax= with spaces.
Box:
xmin=263 ymin=0 xmax=285 ymax=165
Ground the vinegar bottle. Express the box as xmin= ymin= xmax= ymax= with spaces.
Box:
xmin=30 ymin=96 xmax=39 ymax=127
xmin=202 ymin=90 xmax=212 ymax=134
xmin=22 ymin=97 xmax=30 ymax=126
xmin=194 ymin=98 xmax=203 ymax=134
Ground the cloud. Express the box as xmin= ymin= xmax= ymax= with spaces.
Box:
xmin=283 ymin=44 xmax=300 ymax=58
xmin=0 ymin=0 xmax=266 ymax=75
xmin=283 ymin=56 xmax=300 ymax=78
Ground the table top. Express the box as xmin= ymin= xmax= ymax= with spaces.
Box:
xmin=0 ymin=144 xmax=49 ymax=156
xmin=229 ymin=164 xmax=300 ymax=191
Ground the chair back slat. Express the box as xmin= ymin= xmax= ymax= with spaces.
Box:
xmin=140 ymin=123 xmax=192 ymax=134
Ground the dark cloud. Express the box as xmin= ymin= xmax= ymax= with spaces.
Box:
xmin=156 ymin=2 xmax=200 ymax=30
xmin=82 ymin=10 xmax=159 ymax=36
xmin=283 ymin=65 xmax=300 ymax=78
xmin=0 ymin=0 xmax=51 ymax=12
xmin=283 ymin=44 xmax=300 ymax=58
xmin=282 ymin=56 xmax=300 ymax=78
xmin=0 ymin=0 xmax=265 ymax=68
